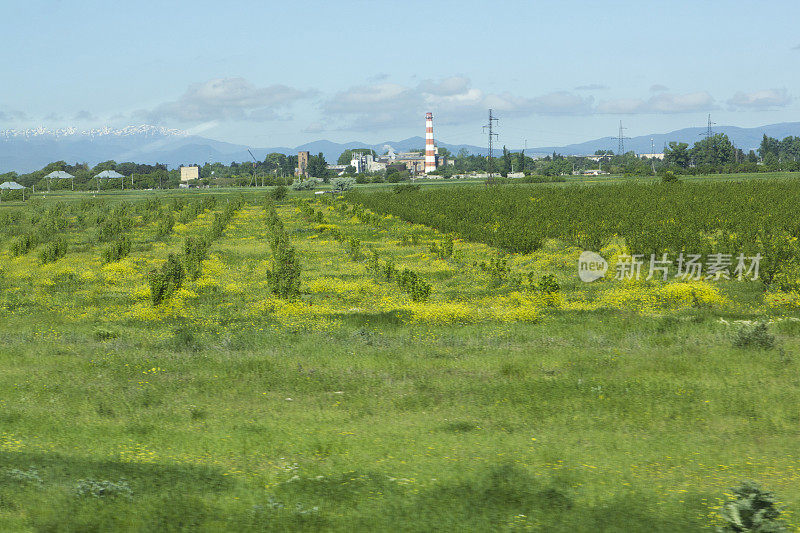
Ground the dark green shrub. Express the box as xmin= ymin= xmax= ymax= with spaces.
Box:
xmin=183 ymin=235 xmax=211 ymax=280
xmin=271 ymin=185 xmax=288 ymax=201
xmin=75 ymin=479 xmax=133 ymax=499
xmin=480 ymin=256 xmax=511 ymax=286
xmin=39 ymin=237 xmax=67 ymax=264
xmin=346 ymin=236 xmax=362 ymax=261
xmin=662 ymin=170 xmax=680 ymax=184
xmin=97 ymin=217 xmax=129 ymax=243
xmin=397 ymin=268 xmax=431 ymax=301
xmin=393 ymin=183 xmax=421 ymax=194
xmin=9 ymin=233 xmax=37 ymax=256
xmin=429 ymin=235 xmax=454 ymax=259
xmin=148 ymin=253 xmax=185 ymax=305
xmin=718 ymin=481 xmax=786 ymax=532
xmin=101 ymin=235 xmax=131 ymax=263
xmin=535 ymin=274 xmax=560 ymax=294
xmin=733 ymin=323 xmax=775 ymax=350
xmin=155 ymin=211 xmax=175 ymax=239
xmin=383 ymin=259 xmax=397 ymax=282
xmin=266 ymin=232 xmax=301 ymax=298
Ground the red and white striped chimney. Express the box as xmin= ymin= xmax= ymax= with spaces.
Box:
xmin=425 ymin=112 xmax=436 ymax=173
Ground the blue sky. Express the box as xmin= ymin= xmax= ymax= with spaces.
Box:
xmin=1 ymin=0 xmax=799 ymax=149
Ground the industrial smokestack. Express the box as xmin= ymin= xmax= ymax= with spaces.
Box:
xmin=425 ymin=112 xmax=436 ymax=174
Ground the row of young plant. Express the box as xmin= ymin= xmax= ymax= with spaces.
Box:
xmin=264 ymin=199 xmax=301 ymax=298
xmin=347 ymin=181 xmax=800 ymax=290
xmin=365 ymin=249 xmax=431 ymax=301
xmin=148 ymin=197 xmax=244 ymax=305
xmin=299 ymin=198 xmax=434 ymax=302
xmin=3 ymin=197 xmax=188 ymax=263
xmin=7 ymin=200 xmax=136 ymax=264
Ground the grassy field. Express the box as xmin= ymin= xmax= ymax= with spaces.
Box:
xmin=0 ymin=182 xmax=798 ymax=531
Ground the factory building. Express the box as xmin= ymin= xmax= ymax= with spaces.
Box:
xmin=346 ymin=113 xmax=447 ymax=176
xmin=180 ymin=166 xmax=200 ymax=182
xmin=297 ymin=151 xmax=310 ymax=178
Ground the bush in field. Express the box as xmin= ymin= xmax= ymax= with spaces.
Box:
xmin=75 ymin=479 xmax=133 ymax=500
xmin=149 ymin=253 xmax=184 ymax=305
xmin=266 ymin=231 xmax=301 ymax=298
xmin=717 ymin=481 xmax=786 ymax=532
xmin=332 ymin=177 xmax=356 ymax=192
xmin=292 ymin=178 xmax=318 ymax=191
xmin=97 ymin=217 xmax=130 ymax=243
xmin=429 ymin=235 xmax=454 ymax=259
xmin=662 ymin=170 xmax=680 ymax=184
xmin=265 ymin=205 xmax=284 ymax=233
xmin=9 ymin=233 xmax=37 ymax=256
xmin=155 ymin=211 xmax=175 ymax=239
xmin=271 ymin=185 xmax=288 ymax=201
xmin=396 ymin=268 xmax=431 ymax=301
xmin=183 ymin=235 xmax=211 ymax=280
xmin=39 ymin=237 xmax=67 ymax=264
xmin=346 ymin=236 xmax=362 ymax=261
xmin=478 ymin=256 xmax=511 ymax=286
xmin=733 ymin=323 xmax=775 ymax=350
xmin=535 ymin=274 xmax=560 ymax=294
xmin=101 ymin=234 xmax=131 ymax=264
xmin=4 ymin=467 xmax=43 ymax=485
xmin=393 ymin=183 xmax=421 ymax=194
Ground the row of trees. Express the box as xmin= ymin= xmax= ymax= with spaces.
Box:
xmin=0 ymin=154 xmax=306 ymax=191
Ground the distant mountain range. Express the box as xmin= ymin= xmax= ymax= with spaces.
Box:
xmin=2 ymin=122 xmax=798 ymax=174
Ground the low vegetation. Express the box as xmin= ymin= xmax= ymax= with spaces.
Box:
xmin=0 ymin=181 xmax=798 ymax=530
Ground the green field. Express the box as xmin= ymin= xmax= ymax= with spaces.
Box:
xmin=0 ymin=180 xmax=798 ymax=531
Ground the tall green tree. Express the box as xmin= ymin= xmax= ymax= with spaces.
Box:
xmin=501 ymin=146 xmax=512 ymax=177
xmin=307 ymin=152 xmax=331 ymax=182
xmin=664 ymin=142 xmax=691 ymax=168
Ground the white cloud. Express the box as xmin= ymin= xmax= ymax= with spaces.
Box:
xmin=597 ymin=91 xmax=716 ymax=114
xmin=139 ymin=77 xmax=314 ymax=123
xmin=648 ymin=92 xmax=716 ymax=113
xmin=727 ymin=88 xmax=792 ymax=109
xmin=529 ymin=91 xmax=594 ymax=115
xmin=321 ymin=77 xmax=587 ymax=130
xmin=649 ymin=84 xmax=669 ymax=92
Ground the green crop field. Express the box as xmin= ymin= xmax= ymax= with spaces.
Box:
xmin=0 ymin=180 xmax=799 ymax=531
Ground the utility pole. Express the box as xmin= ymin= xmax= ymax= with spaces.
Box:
xmin=704 ymin=114 xmax=715 ymax=139
xmin=483 ymin=109 xmax=499 ymax=183
xmin=651 ymin=138 xmax=655 ymax=173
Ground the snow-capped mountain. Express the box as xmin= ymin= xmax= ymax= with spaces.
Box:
xmin=0 ymin=125 xmax=187 ymax=140
xmin=0 ymin=125 xmax=237 ymax=173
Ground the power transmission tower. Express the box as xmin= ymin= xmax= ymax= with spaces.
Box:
xmin=247 ymin=148 xmax=259 ymax=187
xmin=617 ymin=120 xmax=630 ymax=155
xmin=698 ymin=114 xmax=716 ymax=166
xmin=483 ymin=109 xmax=499 ymax=182
xmin=703 ymin=114 xmax=716 ymax=139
